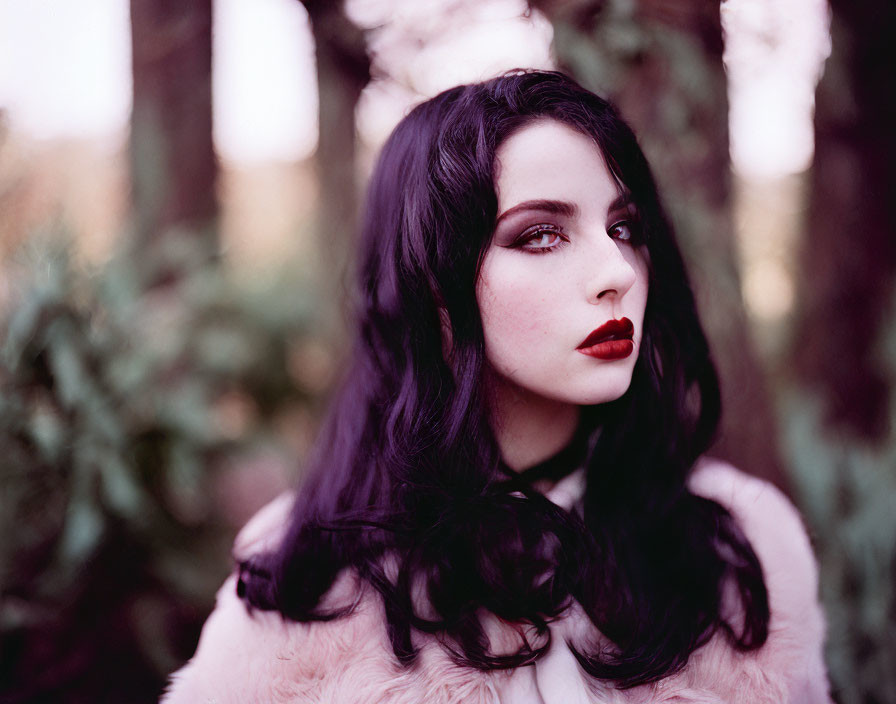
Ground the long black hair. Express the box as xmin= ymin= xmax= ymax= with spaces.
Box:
xmin=239 ymin=70 xmax=769 ymax=688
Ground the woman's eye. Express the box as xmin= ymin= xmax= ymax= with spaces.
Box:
xmin=608 ymin=220 xmax=635 ymax=242
xmin=525 ymin=231 xmax=562 ymax=248
xmin=518 ymin=225 xmax=566 ymax=252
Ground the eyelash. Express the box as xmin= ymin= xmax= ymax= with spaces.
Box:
xmin=608 ymin=220 xmax=638 ymax=243
xmin=514 ymin=219 xmax=642 ymax=253
xmin=516 ymin=224 xmax=568 ymax=254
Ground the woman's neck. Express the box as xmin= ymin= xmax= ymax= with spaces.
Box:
xmin=488 ymin=376 xmax=581 ymax=472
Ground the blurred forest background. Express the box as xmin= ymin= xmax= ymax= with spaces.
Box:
xmin=0 ymin=0 xmax=893 ymax=702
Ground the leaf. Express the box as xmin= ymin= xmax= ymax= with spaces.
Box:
xmin=28 ymin=404 xmax=67 ymax=464
xmin=99 ymin=452 xmax=144 ymax=522
xmin=58 ymin=495 xmax=104 ymax=565
xmin=44 ymin=318 xmax=90 ymax=411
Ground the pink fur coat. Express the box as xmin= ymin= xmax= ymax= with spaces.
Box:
xmin=162 ymin=460 xmax=833 ymax=703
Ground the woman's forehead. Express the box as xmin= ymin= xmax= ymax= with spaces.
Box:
xmin=492 ymin=120 xmax=622 ymax=210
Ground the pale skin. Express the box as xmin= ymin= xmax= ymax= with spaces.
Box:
xmin=476 ymin=119 xmax=650 ymax=473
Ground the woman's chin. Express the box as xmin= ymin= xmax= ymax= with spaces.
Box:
xmin=568 ymin=373 xmax=634 ymax=406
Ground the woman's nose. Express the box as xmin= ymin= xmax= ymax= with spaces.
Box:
xmin=585 ymin=237 xmax=638 ymax=303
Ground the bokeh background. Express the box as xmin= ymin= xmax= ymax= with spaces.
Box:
xmin=0 ymin=1 xmax=893 ymax=702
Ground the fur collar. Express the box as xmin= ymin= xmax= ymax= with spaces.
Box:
xmin=163 ymin=460 xmax=833 ymax=703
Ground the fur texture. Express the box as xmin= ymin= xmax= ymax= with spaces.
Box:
xmin=162 ymin=461 xmax=833 ymax=703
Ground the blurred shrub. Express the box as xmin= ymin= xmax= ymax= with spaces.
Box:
xmin=0 ymin=232 xmax=327 ymax=702
xmin=782 ymin=309 xmax=896 ymax=704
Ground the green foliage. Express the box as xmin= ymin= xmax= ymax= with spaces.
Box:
xmin=782 ymin=302 xmax=896 ymax=704
xmin=548 ymin=0 xmax=718 ymax=117
xmin=0 ymin=232 xmax=325 ymax=700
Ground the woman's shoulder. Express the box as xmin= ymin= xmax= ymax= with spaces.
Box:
xmin=687 ymin=458 xmax=819 ymax=600
xmin=688 ymin=457 xmax=791 ymax=510
xmin=162 ymin=577 xmax=503 ymax=704
xmin=161 ymin=493 xmax=505 ymax=704
xmin=686 ymin=458 xmax=833 ymax=703
xmin=230 ymin=490 xmax=296 ymax=560
xmin=162 ymin=493 xmax=372 ymax=702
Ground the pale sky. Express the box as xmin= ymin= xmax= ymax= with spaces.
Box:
xmin=213 ymin=0 xmax=318 ymax=162
xmin=0 ymin=0 xmax=131 ymax=141
xmin=0 ymin=0 xmax=829 ymax=176
xmin=722 ymin=0 xmax=831 ymax=178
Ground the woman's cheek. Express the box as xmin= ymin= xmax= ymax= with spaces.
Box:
xmin=478 ymin=268 xmax=560 ymax=372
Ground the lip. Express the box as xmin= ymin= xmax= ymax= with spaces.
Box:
xmin=577 ymin=317 xmax=635 ymax=360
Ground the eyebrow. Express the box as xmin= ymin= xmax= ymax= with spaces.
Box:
xmin=608 ymin=192 xmax=635 ymax=213
xmin=495 ymin=199 xmax=578 ymax=226
xmin=495 ymin=192 xmax=636 ymax=226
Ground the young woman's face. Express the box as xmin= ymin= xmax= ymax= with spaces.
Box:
xmin=476 ymin=119 xmax=650 ymax=409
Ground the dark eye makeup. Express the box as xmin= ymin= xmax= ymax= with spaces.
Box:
xmin=508 ymin=218 xmax=644 ymax=255
xmin=608 ymin=219 xmax=641 ymax=244
xmin=513 ymin=223 xmax=568 ymax=253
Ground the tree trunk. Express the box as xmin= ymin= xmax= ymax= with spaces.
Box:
xmin=130 ymin=0 xmax=218 ymax=252
xmin=530 ymin=0 xmax=786 ymax=490
xmin=783 ymin=4 xmax=896 ymax=698
xmin=300 ymin=0 xmax=370 ymax=343
xmin=793 ymin=0 xmax=896 ymax=442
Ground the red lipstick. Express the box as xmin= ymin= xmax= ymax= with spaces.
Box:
xmin=577 ymin=318 xmax=635 ymax=360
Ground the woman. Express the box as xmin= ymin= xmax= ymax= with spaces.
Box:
xmin=163 ymin=70 xmax=832 ymax=703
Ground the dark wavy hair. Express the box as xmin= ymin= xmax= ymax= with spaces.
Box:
xmin=239 ymin=70 xmax=769 ymax=687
